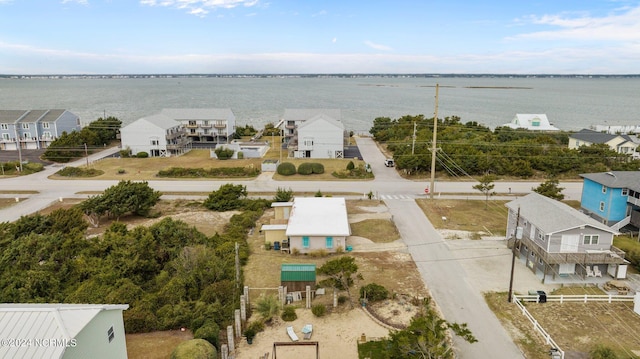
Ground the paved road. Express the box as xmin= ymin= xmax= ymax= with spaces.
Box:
xmin=0 ymin=138 xmax=580 ymax=358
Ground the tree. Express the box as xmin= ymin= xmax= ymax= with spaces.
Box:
xmin=533 ymin=178 xmax=565 ymax=200
xmin=473 ymin=174 xmax=496 ymax=208
xmin=388 ymin=298 xmax=477 ymax=358
xmin=203 ymin=183 xmax=247 ymax=211
xmin=254 ymin=294 xmax=281 ymax=322
xmin=317 ymin=256 xmax=361 ymax=308
xmin=273 ymin=187 xmax=293 ymax=202
xmin=78 ymin=180 xmax=161 ymax=223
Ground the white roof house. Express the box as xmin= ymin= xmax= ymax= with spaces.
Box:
xmin=120 ymin=113 xmax=191 ymax=157
xmin=160 ymin=108 xmax=236 ymax=144
xmin=286 ymin=197 xmax=351 ymax=237
xmin=502 ymin=114 xmax=560 ymax=131
xmin=0 ymin=303 xmax=129 ymax=359
xmin=291 ymin=114 xmax=345 ymax=159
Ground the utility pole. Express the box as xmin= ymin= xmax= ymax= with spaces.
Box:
xmin=84 ymin=143 xmax=89 ymax=167
xmin=14 ymin=124 xmax=23 ymax=172
xmin=508 ymin=207 xmax=521 ymax=303
xmin=429 ymin=84 xmax=439 ymax=199
xmin=235 ymin=242 xmax=240 ymax=289
xmin=411 ymin=121 xmax=416 ymax=155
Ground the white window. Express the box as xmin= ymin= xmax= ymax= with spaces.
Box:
xmin=42 ymin=122 xmax=50 ymax=129
xmin=42 ymin=131 xmax=52 ymax=139
xmin=602 ymin=185 xmax=607 ymax=194
xmin=1 ymin=124 xmax=7 ymax=130
xmin=150 ymin=139 xmax=159 ymax=146
xmin=303 ymin=138 xmax=314 ymax=146
xmin=622 ymin=189 xmax=628 ymax=196
xmin=583 ymin=235 xmax=599 ymax=245
xmin=2 ymin=133 xmax=9 ymax=140
xmin=21 ymin=123 xmax=29 ymax=129
xmin=537 ymin=232 xmax=544 ymax=241
xmin=23 ymin=132 xmax=30 ymax=139
xmin=599 ymin=201 xmax=605 ymax=212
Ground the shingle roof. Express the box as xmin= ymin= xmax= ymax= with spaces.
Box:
xmin=286 ymin=197 xmax=350 ymax=236
xmin=0 ymin=110 xmax=72 ymax=124
xmin=283 ymin=109 xmax=341 ymax=122
xmin=0 ymin=304 xmax=128 ymax=359
xmin=297 ymin=113 xmax=344 ymax=130
xmin=505 ymin=192 xmax=616 ymax=235
xmin=0 ymin=110 xmax=29 ymax=124
xmin=570 ymin=129 xmax=618 ymax=143
xmin=580 ymin=171 xmax=640 ymax=191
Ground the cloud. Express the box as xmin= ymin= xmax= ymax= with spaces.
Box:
xmin=332 ymin=37 xmax=337 ymax=43
xmin=140 ymin=0 xmax=259 ymax=16
xmin=510 ymin=5 xmax=640 ymax=42
xmin=312 ymin=10 xmax=327 ymax=17
xmin=364 ymin=41 xmax=392 ymax=51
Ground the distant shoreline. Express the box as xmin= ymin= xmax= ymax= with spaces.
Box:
xmin=2 ymin=73 xmax=640 ymax=80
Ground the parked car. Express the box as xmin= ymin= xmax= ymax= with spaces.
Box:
xmin=384 ymin=158 xmax=394 ymax=167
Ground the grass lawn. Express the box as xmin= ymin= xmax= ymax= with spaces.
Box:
xmin=351 ymin=219 xmax=400 ymax=243
xmin=416 ymin=198 xmax=509 ymax=236
xmin=486 ymin=288 xmax=640 ymax=359
xmin=126 ymin=330 xmax=194 ymax=359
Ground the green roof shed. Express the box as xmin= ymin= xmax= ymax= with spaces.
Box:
xmin=281 ymin=264 xmax=316 ymax=282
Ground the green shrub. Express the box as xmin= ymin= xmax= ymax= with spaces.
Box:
xmin=337 ymin=295 xmax=348 ymax=305
xmin=297 ymin=162 xmax=313 ymax=175
xmin=194 ymin=321 xmax=220 ymax=349
xmin=277 ymin=162 xmax=296 ymax=176
xmin=359 ymin=283 xmax=389 ymax=302
xmin=214 ymin=147 xmax=234 ymax=160
xmin=311 ymin=304 xmax=326 ymax=317
xmin=314 ymin=190 xmax=323 ymax=197
xmin=157 ymin=167 xmax=259 ymax=178
xmin=237 ymin=151 xmax=244 ymax=159
xmin=311 ymin=163 xmax=324 ymax=174
xmin=171 ymin=339 xmax=217 ymax=359
xmin=346 ymin=161 xmax=355 ymax=171
xmin=136 ymin=151 xmax=149 ymax=158
xmin=56 ymin=166 xmax=104 ymax=177
xmin=120 ymin=148 xmax=131 ymax=158
xmin=281 ymin=306 xmax=297 ymax=321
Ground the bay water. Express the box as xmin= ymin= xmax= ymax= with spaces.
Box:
xmin=1 ymin=75 xmax=638 ymax=134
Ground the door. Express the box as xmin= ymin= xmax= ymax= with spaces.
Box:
xmin=560 ymin=234 xmax=579 ymax=252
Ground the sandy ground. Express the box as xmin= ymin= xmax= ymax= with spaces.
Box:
xmin=234 ymin=308 xmax=390 ymax=359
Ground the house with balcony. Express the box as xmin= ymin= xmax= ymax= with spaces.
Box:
xmin=579 ymin=171 xmax=640 ymax=232
xmin=281 ymin=109 xmax=346 ymax=158
xmin=260 ymin=197 xmax=351 ymax=254
xmin=0 ymin=110 xmax=81 ymax=151
xmin=506 ymin=192 xmax=628 ymax=283
xmin=120 ymin=113 xmax=191 ymax=157
xmin=500 ymin=114 xmax=560 ymax=131
xmin=569 ymin=129 xmax=639 ymax=158
xmin=160 ymin=108 xmax=235 ymax=146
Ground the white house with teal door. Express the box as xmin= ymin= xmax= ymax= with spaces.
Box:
xmin=580 ymin=171 xmax=640 ymax=231
xmin=285 ymin=197 xmax=350 ymax=254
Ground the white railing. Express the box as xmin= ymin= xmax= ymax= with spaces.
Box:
xmin=512 ymin=293 xmax=637 ymax=359
xmin=512 ymin=295 xmax=565 ymax=359
xmin=611 ymin=216 xmax=631 ymax=232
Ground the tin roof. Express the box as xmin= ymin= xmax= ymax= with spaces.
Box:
xmin=281 ymin=264 xmax=316 ymax=282
xmin=285 ymin=197 xmax=350 ymax=237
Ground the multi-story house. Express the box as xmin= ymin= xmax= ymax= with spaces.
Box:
xmin=506 ymin=192 xmax=628 ymax=283
xmin=281 ymin=109 xmax=346 ymax=158
xmin=120 ymin=113 xmax=191 ymax=157
xmin=0 ymin=109 xmax=81 ymax=151
xmin=159 ymin=108 xmax=235 ymax=146
xmin=580 ymin=171 xmax=640 ymax=231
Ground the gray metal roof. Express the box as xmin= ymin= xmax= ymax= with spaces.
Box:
xmin=0 ymin=304 xmax=128 ymax=359
xmin=580 ymin=171 xmax=640 ymax=191
xmin=283 ymin=109 xmax=341 ymax=122
xmin=505 ymin=192 xmax=616 ymax=235
xmin=0 ymin=110 xmax=71 ymax=124
xmin=160 ymin=108 xmax=234 ymax=120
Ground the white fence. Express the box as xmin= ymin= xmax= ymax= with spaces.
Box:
xmin=511 ymin=294 xmax=635 ymax=359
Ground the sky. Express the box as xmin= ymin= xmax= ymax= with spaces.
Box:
xmin=1 ymin=0 xmax=640 ymax=74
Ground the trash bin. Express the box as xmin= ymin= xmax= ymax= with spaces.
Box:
xmin=527 ymin=290 xmax=547 ymax=303
xmin=274 ymin=241 xmax=280 ymax=250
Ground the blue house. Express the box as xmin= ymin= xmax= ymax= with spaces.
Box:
xmin=580 ymin=171 xmax=640 ymax=231
xmin=0 ymin=109 xmax=81 ymax=151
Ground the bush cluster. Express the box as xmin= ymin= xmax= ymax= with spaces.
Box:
xmin=277 ymin=162 xmax=296 ymax=176
xmin=297 ymin=162 xmax=325 ymax=175
xmin=281 ymin=306 xmax=297 ymax=322
xmin=158 ymin=167 xmax=260 ymax=178
xmin=311 ymin=304 xmax=326 ymax=317
xmin=359 ymin=283 xmax=390 ymax=302
xmin=214 ymin=147 xmax=235 ymax=160
xmin=56 ymin=166 xmax=104 ymax=177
